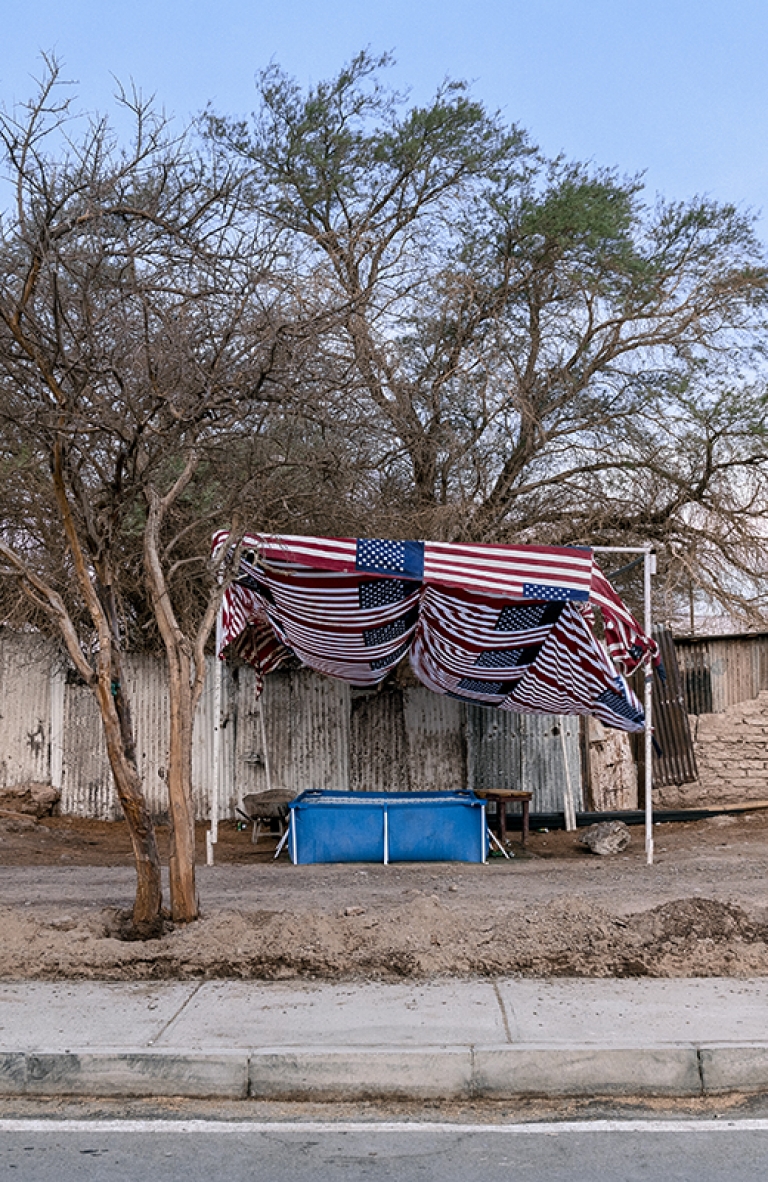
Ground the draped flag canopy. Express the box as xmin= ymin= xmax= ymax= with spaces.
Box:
xmin=214 ymin=532 xmax=657 ymax=733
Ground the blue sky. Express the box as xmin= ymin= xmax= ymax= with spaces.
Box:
xmin=4 ymin=0 xmax=768 ymax=236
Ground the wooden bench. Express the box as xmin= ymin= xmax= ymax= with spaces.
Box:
xmin=474 ymin=789 xmax=533 ymax=848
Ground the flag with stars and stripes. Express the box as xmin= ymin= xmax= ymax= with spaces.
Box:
xmin=213 ymin=531 xmax=656 ymax=732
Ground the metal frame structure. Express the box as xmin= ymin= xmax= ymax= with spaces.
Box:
xmin=207 ymin=543 xmax=656 ymax=867
xmin=593 ymin=544 xmax=656 ymax=866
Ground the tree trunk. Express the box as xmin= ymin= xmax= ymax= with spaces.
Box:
xmin=144 ymin=484 xmax=199 ymax=923
xmin=44 ymin=446 xmax=164 ymax=933
xmin=94 ymin=677 xmax=163 ymax=929
xmin=165 ymin=645 xmax=198 ymax=922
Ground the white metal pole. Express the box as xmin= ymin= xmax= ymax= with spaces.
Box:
xmin=49 ymin=663 xmax=65 ymax=796
xmin=206 ymin=604 xmax=224 ymax=867
xmin=592 ymin=545 xmax=651 ymax=553
xmin=290 ymin=812 xmax=298 ymax=864
xmin=593 ymin=542 xmax=656 ymax=864
xmin=481 ymin=804 xmax=488 ymax=864
xmin=258 ymin=691 xmax=273 ymax=794
xmin=559 ymin=716 xmax=577 ymax=831
xmin=643 ymin=548 xmax=655 ymax=866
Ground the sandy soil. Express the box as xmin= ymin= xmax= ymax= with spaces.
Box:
xmin=1 ymin=810 xmax=768 ymax=981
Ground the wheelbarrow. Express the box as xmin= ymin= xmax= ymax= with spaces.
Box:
xmin=236 ymin=790 xmax=294 ymax=848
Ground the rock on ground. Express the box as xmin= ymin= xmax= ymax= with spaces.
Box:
xmin=0 ymin=782 xmax=60 ymax=818
xmin=580 ymin=820 xmax=631 ymax=856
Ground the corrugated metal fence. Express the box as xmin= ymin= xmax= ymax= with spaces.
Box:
xmin=648 ymin=627 xmax=698 ymax=787
xmin=0 ymin=631 xmax=583 ymax=821
xmin=674 ymin=633 xmax=768 ymax=715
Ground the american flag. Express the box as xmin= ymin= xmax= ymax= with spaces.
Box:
xmin=214 ymin=531 xmax=655 ymax=732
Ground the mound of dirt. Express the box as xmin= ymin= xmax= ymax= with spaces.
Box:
xmin=1 ymin=812 xmax=768 ymax=981
xmin=0 ymin=892 xmax=766 ymax=982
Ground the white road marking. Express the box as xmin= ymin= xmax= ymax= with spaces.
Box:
xmin=1 ymin=1119 xmax=768 ymax=1135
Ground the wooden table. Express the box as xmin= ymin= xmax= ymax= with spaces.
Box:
xmin=475 ymin=789 xmax=533 ymax=848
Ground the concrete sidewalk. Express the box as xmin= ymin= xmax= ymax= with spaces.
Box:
xmin=1 ymin=977 xmax=767 ymax=1101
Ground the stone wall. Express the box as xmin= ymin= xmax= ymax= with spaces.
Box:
xmin=656 ymin=690 xmax=768 ymax=808
xmin=586 ymin=717 xmax=638 ymax=811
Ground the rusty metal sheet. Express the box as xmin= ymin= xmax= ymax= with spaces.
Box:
xmin=402 ymin=689 xmax=465 ymax=792
xmin=58 ymin=651 xmax=222 ymax=822
xmin=466 ymin=705 xmax=521 ymax=794
xmin=289 ymin=669 xmax=350 ymax=793
xmin=122 ymin=653 xmax=171 ymax=820
xmin=234 ymin=665 xmax=289 ymax=800
xmin=233 ymin=667 xmax=349 ymax=806
xmin=676 ymin=633 xmax=768 ymax=714
xmin=1 ymin=631 xmax=590 ymax=823
xmin=651 ymin=628 xmax=698 ymax=786
xmin=0 ymin=633 xmax=53 ymax=789
xmin=192 ymin=656 xmax=236 ymax=820
xmin=518 ymin=713 xmax=583 ymax=813
xmin=61 ymin=680 xmax=113 ymax=819
xmin=465 ymin=705 xmax=582 ymax=815
xmin=349 ymin=687 xmax=409 ymax=792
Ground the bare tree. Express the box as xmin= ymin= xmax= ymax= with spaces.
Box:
xmin=0 ymin=59 xmax=298 ymax=928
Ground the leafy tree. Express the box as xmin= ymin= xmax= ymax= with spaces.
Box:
xmin=209 ymin=51 xmax=768 ymax=624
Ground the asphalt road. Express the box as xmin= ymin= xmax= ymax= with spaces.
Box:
xmin=2 ymin=1118 xmax=768 ymax=1181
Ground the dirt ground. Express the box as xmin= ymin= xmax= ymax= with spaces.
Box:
xmin=1 ymin=809 xmax=768 ymax=981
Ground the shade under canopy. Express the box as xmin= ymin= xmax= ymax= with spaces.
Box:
xmin=214 ymin=532 xmax=657 ymax=733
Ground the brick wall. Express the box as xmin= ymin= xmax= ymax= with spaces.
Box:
xmin=657 ymin=690 xmax=768 ymax=808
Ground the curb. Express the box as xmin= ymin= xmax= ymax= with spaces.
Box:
xmin=0 ymin=1050 xmax=248 ymax=1099
xmin=3 ymin=1044 xmax=768 ymax=1100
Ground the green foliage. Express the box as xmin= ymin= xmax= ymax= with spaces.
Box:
xmin=3 ymin=51 xmax=768 ymax=635
xmin=204 ymin=50 xmax=768 ymax=625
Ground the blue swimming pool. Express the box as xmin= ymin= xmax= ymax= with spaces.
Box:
xmin=287 ymin=789 xmax=488 ymax=864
